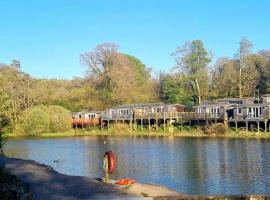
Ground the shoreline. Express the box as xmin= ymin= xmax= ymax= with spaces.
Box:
xmin=0 ymin=155 xmax=180 ymax=199
xmin=5 ymin=129 xmax=270 ymax=139
xmin=1 ymin=156 xmax=270 ymax=200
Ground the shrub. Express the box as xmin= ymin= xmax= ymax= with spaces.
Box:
xmin=21 ymin=106 xmax=50 ymax=135
xmin=206 ymin=123 xmax=227 ymax=135
xmin=18 ymin=105 xmax=72 ymax=135
xmin=108 ymin=124 xmax=133 ymax=134
xmin=0 ymin=114 xmax=10 ymax=152
xmin=47 ymin=105 xmax=72 ymax=132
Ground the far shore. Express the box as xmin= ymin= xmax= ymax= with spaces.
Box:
xmin=5 ymin=128 xmax=270 ymax=139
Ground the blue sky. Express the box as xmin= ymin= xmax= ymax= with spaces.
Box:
xmin=1 ymin=0 xmax=270 ymax=79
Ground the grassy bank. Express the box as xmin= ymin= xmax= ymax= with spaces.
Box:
xmin=5 ymin=124 xmax=270 ymax=139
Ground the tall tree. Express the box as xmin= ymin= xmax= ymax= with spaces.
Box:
xmin=247 ymin=54 xmax=270 ymax=95
xmin=236 ymin=37 xmax=253 ymax=98
xmin=80 ymin=43 xmax=158 ymax=106
xmin=160 ymin=74 xmax=195 ymax=110
xmin=124 ymin=54 xmax=151 ymax=85
xmin=173 ymin=40 xmax=211 ymax=104
xmin=210 ymin=58 xmax=239 ymax=98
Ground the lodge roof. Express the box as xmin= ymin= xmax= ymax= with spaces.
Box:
xmin=195 ymin=96 xmax=257 ymax=108
xmin=193 ymin=103 xmax=234 ymax=108
xmin=72 ymin=110 xmax=104 ymax=114
xmin=216 ymin=97 xmax=255 ymax=102
xmin=234 ymin=103 xmax=269 ymax=107
xmin=113 ymin=103 xmax=185 ymax=109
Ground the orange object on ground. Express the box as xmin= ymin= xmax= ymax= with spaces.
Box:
xmin=115 ymin=178 xmax=136 ymax=185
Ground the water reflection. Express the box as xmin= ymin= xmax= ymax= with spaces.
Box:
xmin=4 ymin=136 xmax=270 ymax=195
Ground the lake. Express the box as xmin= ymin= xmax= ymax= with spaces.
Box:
xmin=3 ymin=136 xmax=270 ymax=195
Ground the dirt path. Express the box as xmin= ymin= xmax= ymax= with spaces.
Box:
xmin=0 ymin=155 xmax=180 ymax=200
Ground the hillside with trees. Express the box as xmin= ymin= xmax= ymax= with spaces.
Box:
xmin=1 ymin=38 xmax=270 ymax=135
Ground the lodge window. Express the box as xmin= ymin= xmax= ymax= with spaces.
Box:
xmin=238 ymin=108 xmax=242 ymax=114
xmin=156 ymin=107 xmax=162 ymax=112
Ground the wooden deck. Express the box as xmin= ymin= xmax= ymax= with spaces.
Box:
xmin=72 ymin=111 xmax=270 ymax=132
xmin=72 ymin=118 xmax=99 ymax=126
xmin=101 ymin=112 xmax=224 ymax=121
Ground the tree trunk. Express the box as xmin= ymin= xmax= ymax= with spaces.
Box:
xmin=239 ymin=62 xmax=242 ymax=98
xmin=11 ymin=87 xmax=17 ymax=131
xmin=194 ymin=78 xmax=202 ymax=104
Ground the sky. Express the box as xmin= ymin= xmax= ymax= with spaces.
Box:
xmin=1 ymin=0 xmax=270 ymax=79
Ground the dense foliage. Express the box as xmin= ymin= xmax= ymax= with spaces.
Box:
xmin=1 ymin=39 xmax=270 ymax=134
xmin=19 ymin=106 xmax=50 ymax=135
xmin=47 ymin=106 xmax=72 ymax=133
xmin=17 ymin=106 xmax=72 ymax=136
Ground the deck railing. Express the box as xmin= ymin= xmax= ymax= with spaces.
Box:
xmin=100 ymin=113 xmax=133 ymax=120
xmin=135 ymin=112 xmax=222 ymax=119
xmin=101 ymin=112 xmax=223 ymax=120
xmin=72 ymin=118 xmax=99 ymax=125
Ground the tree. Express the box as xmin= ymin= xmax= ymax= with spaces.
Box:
xmin=47 ymin=105 xmax=72 ymax=132
xmin=258 ymin=50 xmax=270 ymax=60
xmin=247 ymin=54 xmax=270 ymax=95
xmin=124 ymin=54 xmax=151 ymax=85
xmin=210 ymin=58 xmax=238 ymax=98
xmin=0 ymin=65 xmax=28 ymax=130
xmin=20 ymin=106 xmax=50 ymax=135
xmin=236 ymin=37 xmax=253 ymax=97
xmin=80 ymin=43 xmax=118 ymax=76
xmin=160 ymin=74 xmax=195 ymax=110
xmin=173 ymin=40 xmax=211 ymax=104
xmin=241 ymin=57 xmax=259 ymax=97
xmin=80 ymin=43 xmax=158 ymax=106
xmin=0 ymin=114 xmax=10 ymax=134
xmin=0 ymin=114 xmax=10 ymax=152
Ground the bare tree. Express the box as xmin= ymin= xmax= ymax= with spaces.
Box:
xmin=80 ymin=43 xmax=119 ymax=76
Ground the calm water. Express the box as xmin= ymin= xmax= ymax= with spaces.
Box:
xmin=3 ymin=136 xmax=270 ymax=195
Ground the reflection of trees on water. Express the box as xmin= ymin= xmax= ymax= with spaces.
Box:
xmin=4 ymin=139 xmax=30 ymax=158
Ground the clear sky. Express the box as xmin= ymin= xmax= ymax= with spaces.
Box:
xmin=1 ymin=0 xmax=270 ymax=79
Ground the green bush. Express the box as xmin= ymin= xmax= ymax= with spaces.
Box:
xmin=47 ymin=105 xmax=72 ymax=132
xmin=18 ymin=105 xmax=72 ymax=135
xmin=21 ymin=106 xmax=50 ymax=135
xmin=206 ymin=123 xmax=227 ymax=135
xmin=0 ymin=114 xmax=10 ymax=152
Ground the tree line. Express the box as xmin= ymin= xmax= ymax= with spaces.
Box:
xmin=1 ymin=37 xmax=270 ymax=134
